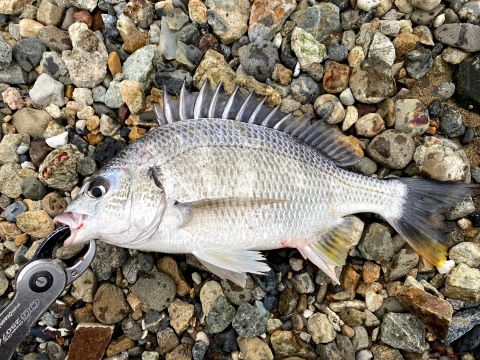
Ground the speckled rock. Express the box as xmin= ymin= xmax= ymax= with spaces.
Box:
xmin=168 ymin=299 xmax=194 ymax=334
xmin=93 ymin=283 xmax=130 ymax=325
xmin=16 ymin=210 xmax=54 ymax=238
xmin=0 ymin=0 xmax=33 ymax=14
xmin=307 ymin=313 xmax=336 ymax=344
xmin=271 ymin=330 xmax=315 ymax=359
xmin=367 ymin=130 xmax=415 ymax=169
xmin=193 ymin=49 xmax=236 ymax=93
xmin=248 ymin=0 xmax=296 ymax=41
xmin=368 ymin=32 xmax=395 ymax=66
xmin=394 ymin=99 xmax=430 ymax=136
xmin=237 ymin=336 xmax=274 ymax=360
xmin=130 ymin=271 xmax=176 ymax=312
xmin=355 ymin=113 xmax=385 ymax=137
xmin=444 ymin=264 xmax=480 ymax=302
xmin=205 ymin=0 xmax=250 ymax=44
xmin=381 ymin=313 xmax=428 ymax=352
xmin=290 ymin=3 xmax=341 ymax=42
xmin=238 ymin=41 xmax=279 ymax=82
xmin=314 ymin=94 xmax=345 ymax=124
xmin=358 ymin=222 xmax=394 ymax=264
xmin=291 ymin=26 xmax=327 ymax=70
xmin=205 ymin=296 xmax=235 ymax=334
xmin=71 ymin=268 xmax=97 ymax=303
xmin=350 ymin=58 xmax=396 ymax=104
xmin=434 ymin=23 xmax=480 ymax=53
xmin=449 ymin=242 xmax=480 ymax=268
xmin=232 ymin=301 xmax=269 ymax=337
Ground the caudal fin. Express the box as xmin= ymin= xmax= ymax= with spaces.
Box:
xmin=387 ymin=178 xmax=477 ymax=273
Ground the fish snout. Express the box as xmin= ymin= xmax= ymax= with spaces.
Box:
xmin=53 ymin=212 xmax=86 ymax=246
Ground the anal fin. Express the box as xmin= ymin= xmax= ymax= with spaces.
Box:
xmin=300 ymin=217 xmax=357 ymax=284
xmin=193 ymin=248 xmax=270 ymax=287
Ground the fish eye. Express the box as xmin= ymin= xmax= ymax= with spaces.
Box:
xmin=87 ymin=178 xmax=109 ymax=199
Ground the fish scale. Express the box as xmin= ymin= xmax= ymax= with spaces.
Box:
xmin=54 ymin=82 xmax=475 ymax=286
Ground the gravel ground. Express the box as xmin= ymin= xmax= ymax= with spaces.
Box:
xmin=0 ymin=0 xmax=480 ymax=359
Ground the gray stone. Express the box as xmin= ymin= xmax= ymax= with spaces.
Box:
xmin=123 ymin=45 xmax=156 ymax=89
xmin=205 ymin=0 xmax=250 ymax=44
xmin=387 ymin=249 xmax=419 ymax=281
xmin=445 ymin=307 xmax=480 ymax=344
xmin=40 ymin=51 xmax=68 ymax=80
xmin=335 ymin=335 xmax=355 ymax=360
xmin=221 ymin=276 xmax=254 ymax=305
xmin=352 ymin=326 xmax=369 ymax=350
xmin=291 ymin=75 xmax=320 ymax=104
xmin=90 ymin=242 xmax=129 ymax=281
xmin=433 ymin=82 xmax=456 ymax=100
xmin=435 ymin=23 xmax=480 ymax=52
xmin=70 ymin=0 xmax=97 ymax=12
xmin=232 ymin=301 xmax=269 ymax=337
xmin=446 ymin=197 xmax=475 ymax=220
xmin=248 ymin=0 xmax=296 ymax=41
xmin=130 ymin=271 xmax=176 ymax=312
xmin=0 ymin=34 xmax=11 ymax=70
xmin=0 ymin=134 xmax=28 ymax=165
xmin=381 ymin=313 xmax=428 ymax=352
xmin=368 ymin=32 xmax=395 ymax=66
xmin=12 ymin=37 xmax=46 ymax=72
xmin=29 ymin=73 xmax=64 ymax=107
xmin=238 ymin=41 xmax=279 ymax=82
xmin=367 ymin=130 xmax=415 ymax=169
xmin=4 ymin=201 xmax=27 ymax=222
xmin=449 ymin=242 xmax=480 ymax=268
xmin=292 ymin=272 xmax=315 ymax=294
xmin=350 ymin=58 xmax=396 ymax=104
xmin=204 ymin=295 xmax=235 ymax=334
xmin=290 ymin=3 xmax=341 ymax=42
xmin=438 ymin=105 xmax=465 ymax=137
xmin=38 ymin=25 xmax=71 ymax=52
xmin=394 ymin=99 xmax=429 ymax=136
xmin=104 ymin=80 xmax=123 ymax=109
xmin=358 ymin=223 xmax=394 ymax=264
xmin=0 ymin=64 xmax=26 ymax=85
xmin=21 ymin=176 xmax=47 ymax=200
xmin=406 ymin=48 xmax=433 ymax=79
xmin=307 ymin=312 xmax=336 ymax=344
xmin=411 ymin=4 xmax=444 ymax=25
xmin=12 ymin=108 xmax=52 ymax=137
xmin=328 ymin=43 xmax=348 ymax=62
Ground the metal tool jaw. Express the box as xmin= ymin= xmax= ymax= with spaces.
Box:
xmin=0 ymin=226 xmax=96 ymax=359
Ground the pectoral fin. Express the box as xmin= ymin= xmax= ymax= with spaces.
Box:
xmin=193 ymin=248 xmax=270 ymax=287
xmin=300 ymin=217 xmax=357 ymax=284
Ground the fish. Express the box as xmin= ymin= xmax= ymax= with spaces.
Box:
xmin=54 ymin=82 xmax=475 ymax=287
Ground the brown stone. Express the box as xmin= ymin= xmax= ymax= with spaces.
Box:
xmin=86 ymin=132 xmax=104 ymax=146
xmin=393 ymin=31 xmax=420 ymax=57
xmin=198 ymin=33 xmax=220 ymax=53
xmin=341 ymin=264 xmax=361 ymax=299
xmin=396 ymin=286 xmax=452 ymax=339
xmin=270 ymin=330 xmax=316 ymax=359
xmin=248 ymin=0 xmax=296 ymax=41
xmin=166 ymin=344 xmax=192 ymax=360
xmin=73 ymin=9 xmax=93 ymax=28
xmin=92 ymin=10 xmax=104 ymax=31
xmin=272 ymin=63 xmax=292 ymax=86
xmin=156 ymin=256 xmax=191 ymax=296
xmin=73 ymin=304 xmax=97 ymax=323
xmin=323 ymin=61 xmax=351 ymax=93
xmin=14 ymin=233 xmax=29 ymax=247
xmin=65 ymin=84 xmax=74 ymax=99
xmin=68 ymin=323 xmax=114 ymax=360
xmin=106 ymin=336 xmax=135 ymax=357
xmin=122 ymin=32 xmax=149 ymax=53
xmin=188 ymin=0 xmax=207 ymax=24
xmin=107 ymin=51 xmax=122 ymax=77
xmin=362 ymin=262 xmax=381 ymax=283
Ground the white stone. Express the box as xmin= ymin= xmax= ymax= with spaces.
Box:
xmin=409 ymin=0 xmax=441 ymax=11
xmin=307 ymin=313 xmax=336 ymax=344
xmin=357 ymin=0 xmax=381 ymax=11
xmin=339 ymin=88 xmax=355 ymax=106
xmin=368 ymin=32 xmax=396 ymax=66
xmin=342 ymin=106 xmax=359 ymax=131
xmin=433 ymin=14 xmax=446 ymax=28
xmin=45 ymin=132 xmax=68 ymax=148
xmin=29 ymin=73 xmax=65 ymax=107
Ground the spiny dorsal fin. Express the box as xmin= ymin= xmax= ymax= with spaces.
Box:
xmin=153 ymin=81 xmax=363 ymax=167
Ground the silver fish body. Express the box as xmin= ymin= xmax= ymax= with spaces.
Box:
xmin=55 ymin=83 xmax=473 ymax=286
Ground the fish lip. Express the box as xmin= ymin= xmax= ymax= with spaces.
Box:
xmin=53 ymin=212 xmax=86 ymax=245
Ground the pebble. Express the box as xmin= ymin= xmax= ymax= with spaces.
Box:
xmin=4 ymin=201 xmax=27 ymax=222
xmin=93 ymin=283 xmax=130 ymax=325
xmin=291 ymin=27 xmax=327 ymax=70
xmin=71 ymin=268 xmax=97 ymax=303
xmin=323 ymin=61 xmax=350 ymax=94
xmin=156 ymin=257 xmax=190 ymax=297
xmin=290 ymin=75 xmax=320 ymax=104
xmin=444 ymin=264 xmax=480 ymax=302
xmin=292 ymin=272 xmax=315 ymax=294
xmin=122 ymin=45 xmax=156 ymax=89
xmin=350 ymin=58 xmax=396 ymax=104
xmin=449 ymin=242 xmax=480 ymax=268
xmin=339 ymin=88 xmax=355 ymax=106
xmin=358 ymin=223 xmax=394 ymax=264
xmin=367 ymin=130 xmax=415 ymax=169
xmin=157 ymin=328 xmax=179 ymax=355
xmin=357 ymin=0 xmax=380 ymax=11
xmin=232 ymin=301 xmax=269 ymax=337
xmin=62 ymin=23 xmax=108 ymax=88
xmin=307 ymin=313 xmax=336 ymax=344
xmin=21 ymin=176 xmax=47 ymax=200
xmin=290 ymin=3 xmax=341 ymax=42
xmin=12 ymin=37 xmax=46 ymax=72
xmin=238 ymin=41 xmax=279 ymax=82
xmin=38 ymin=26 xmax=72 ymax=52
xmin=434 ymin=23 xmax=480 ymax=52
xmin=355 ymin=113 xmax=385 ymax=137
xmin=119 ymin=80 xmax=144 ymax=114
xmin=406 ymin=48 xmax=433 ymax=79
xmin=205 ymin=296 xmax=235 ymax=334
xmin=248 ymin=0 xmax=296 ymax=41
xmin=237 ymin=336 xmax=273 ymax=360
xmin=29 ymin=73 xmax=65 ymax=108
xmin=381 ymin=312 xmax=428 ymax=352
xmin=314 ymin=94 xmax=345 ymax=124
xmin=270 ymin=330 xmax=315 ymax=359
xmin=205 ymin=0 xmax=250 ymax=44
xmin=394 ymin=99 xmax=430 ymax=136
xmin=41 ymin=192 xmax=67 ymax=218
xmin=0 ymin=0 xmax=33 ymax=14
xmin=454 ymin=55 xmax=480 ymax=110
xmin=368 ymin=32 xmax=395 ymax=67
xmin=130 ymin=271 xmax=176 ymax=312
xmin=16 ymin=210 xmax=54 ymax=238
xmin=168 ymin=299 xmax=194 ymax=334
xmin=221 ymin=277 xmax=254 ymax=305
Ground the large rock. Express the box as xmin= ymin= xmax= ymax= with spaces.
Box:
xmin=367 ymin=130 xmax=415 ymax=169
xmin=454 ymin=55 xmax=480 ymax=111
xmin=248 ymin=0 xmax=296 ymax=41
xmin=93 ymin=283 xmax=130 ymax=325
xmin=381 ymin=313 xmax=428 ymax=353
xmin=12 ymin=37 xmax=46 ymax=72
xmin=396 ymin=286 xmax=452 ymax=339
xmin=444 ymin=264 xmax=480 ymax=302
xmin=123 ymin=45 xmax=156 ymax=89
xmin=130 ymin=271 xmax=176 ymax=312
xmin=270 ymin=330 xmax=316 ymax=359
xmin=205 ymin=0 xmax=250 ymax=44
xmin=12 ymin=108 xmax=52 ymax=137
xmin=62 ymin=23 xmax=108 ymax=88
xmin=238 ymin=41 xmax=279 ymax=82
xmin=350 ymin=58 xmax=396 ymax=104
xmin=193 ymin=49 xmax=236 ymax=93
xmin=29 ymin=73 xmax=65 ymax=107
xmin=0 ymin=0 xmax=32 ymax=14
xmin=291 ymin=27 xmax=327 ymax=70
xmin=290 ymin=3 xmax=341 ymax=42
xmin=434 ymin=24 xmax=480 ymax=53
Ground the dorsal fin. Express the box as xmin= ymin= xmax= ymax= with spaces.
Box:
xmin=153 ymin=81 xmax=363 ymax=167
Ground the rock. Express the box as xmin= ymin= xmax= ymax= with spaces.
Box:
xmin=0 ymin=34 xmax=11 ymax=71
xmin=445 ymin=307 xmax=480 ymax=345
xmin=270 ymin=330 xmax=316 ymax=359
xmin=434 ymin=24 xmax=480 ymax=53
xmin=352 ymin=326 xmax=369 ymax=351
xmin=365 ymin=291 xmax=383 ymax=312
xmin=12 ymin=37 xmax=46 ymax=72
xmin=406 ymin=48 xmax=433 ymax=79
xmin=439 ymin=105 xmax=465 ymax=137
xmin=21 ymin=176 xmax=47 ymax=200
xmin=381 ymin=313 xmax=428 ymax=352
xmin=444 ymin=264 xmax=480 ymax=301
xmin=411 ymin=4 xmax=444 ymax=26
xmin=221 ymin=276 xmax=254 ymax=305
xmin=142 ymin=352 xmax=160 ymax=360
xmin=29 ymin=73 xmax=64 ymax=107
xmin=248 ymin=0 xmax=296 ymax=41
xmin=38 ymin=26 xmax=72 ymax=52
xmin=71 ymin=268 xmax=97 ymax=303
xmin=340 ymin=88 xmax=355 ymax=107
xmin=0 ymin=163 xmax=22 ymax=198
xmin=355 ymin=113 xmax=385 ymax=137
xmin=38 ymin=144 xmax=84 ymax=191
xmin=351 ymin=156 xmax=377 ymax=175
xmin=370 ymin=345 xmax=404 ymax=360
xmin=4 ymin=201 xmax=27 ymax=222
xmin=291 ymin=75 xmax=320 ymax=104
xmin=0 ymin=64 xmax=26 ymax=85
xmin=2 ymin=87 xmax=23 ymax=110
xmin=205 ymin=0 xmax=250 ymax=44
xmin=237 ymin=336 xmax=274 ymax=360
xmin=130 ymin=271 xmax=176 ymax=312
xmin=232 ymin=301 xmax=269 ymax=337
xmin=413 ymin=137 xmax=469 ymax=181
xmin=62 ymin=23 xmax=108 ymax=88
xmin=368 ymin=32 xmax=395 ymax=66
xmin=0 ymin=134 xmax=28 ymax=165
xmin=314 ymin=94 xmax=345 ymax=124
xmin=394 ymin=99 xmax=429 ymax=136
xmin=37 ymin=0 xmax=63 ymax=26
xmin=307 ymin=313 xmax=336 ymax=344
xmin=454 ymin=55 xmax=480 ymax=110
xmin=165 ymin=344 xmax=192 ymax=360
xmin=272 ymin=63 xmax=292 ymax=86
xmin=168 ymin=299 xmax=194 ymax=334
xmin=409 ymin=0 xmax=441 ymax=11
xmin=40 ymin=51 xmax=68 ymax=80
xmin=358 ymin=223 xmax=394 ymax=264
xmin=67 ymin=323 xmax=114 ymax=360
xmin=292 ymin=272 xmax=315 ymax=294
xmin=124 ymin=0 xmax=154 ymax=29
xmin=119 ymin=80 xmax=144 ymax=114
xmin=350 ymin=58 xmax=396 ymax=104
xmin=193 ymin=49 xmax=236 ymax=93
xmin=0 ymin=0 xmax=33 ymax=14
xmin=238 ymin=41 xmax=279 ymax=82
xmin=290 ymin=27 xmax=327 ymax=70
xmin=106 ymin=336 xmax=135 ymax=357
xmin=323 ymin=61 xmax=350 ymax=94
xmin=156 ymin=257 xmax=190 ymax=297
xmin=387 ymin=249 xmax=419 ymax=281
xmin=93 ymin=283 xmax=129 ymax=324
xmin=328 ymin=43 xmax=349 ymax=62
xmin=357 ymin=0 xmax=380 ymax=11
xmin=449 ymin=242 xmax=480 ymax=268
xmin=290 ymin=3 xmax=341 ymax=42
xmin=157 ymin=328 xmax=180 ymax=355
xmin=205 ymin=296 xmax=235 ymax=334
xmin=104 ymin=81 xmax=123 ymax=109
xmin=433 ymin=82 xmax=456 ymax=100
xmin=188 ymin=0 xmax=207 ymax=24
xmin=123 ymin=45 xmax=157 ymax=89
xmin=16 ymin=210 xmax=53 ymax=238
xmin=396 ymin=286 xmax=452 ymax=339
xmin=367 ymin=130 xmax=415 ymax=169
xmin=12 ymin=108 xmax=52 ymax=138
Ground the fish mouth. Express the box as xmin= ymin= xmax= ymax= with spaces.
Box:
xmin=53 ymin=212 xmax=86 ymax=246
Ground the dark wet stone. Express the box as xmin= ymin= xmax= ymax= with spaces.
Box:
xmin=406 ymin=48 xmax=433 ymax=79
xmin=21 ymin=177 xmax=47 ymax=201
xmin=4 ymin=201 xmax=27 ymax=222
xmin=445 ymin=306 xmax=480 ymax=344
xmin=93 ymin=137 xmax=127 ymax=167
xmin=90 ymin=242 xmax=129 ymax=281
xmin=452 ymin=324 xmax=480 ymax=353
xmin=434 ymin=23 xmax=480 ymax=52
xmin=12 ymin=37 xmax=47 ymax=72
xmin=341 ymin=9 xmax=375 ymax=30
xmin=454 ymin=55 xmax=480 ymax=112
xmin=238 ymin=41 xmax=279 ymax=82
xmin=204 ymin=296 xmax=235 ymax=334
xmin=29 ymin=140 xmax=52 ymax=168
xmin=211 ymin=328 xmax=238 ymax=353
xmin=232 ymin=301 xmax=269 ymax=337
xmin=438 ymin=105 xmax=465 ymax=137
xmin=153 ymin=68 xmax=193 ymax=94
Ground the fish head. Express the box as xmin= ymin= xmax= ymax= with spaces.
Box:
xmin=54 ymin=167 xmax=166 ymax=247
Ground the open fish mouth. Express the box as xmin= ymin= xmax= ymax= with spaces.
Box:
xmin=53 ymin=212 xmax=86 ymax=246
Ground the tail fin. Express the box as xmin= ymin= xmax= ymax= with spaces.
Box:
xmin=386 ymin=178 xmax=477 ymax=273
